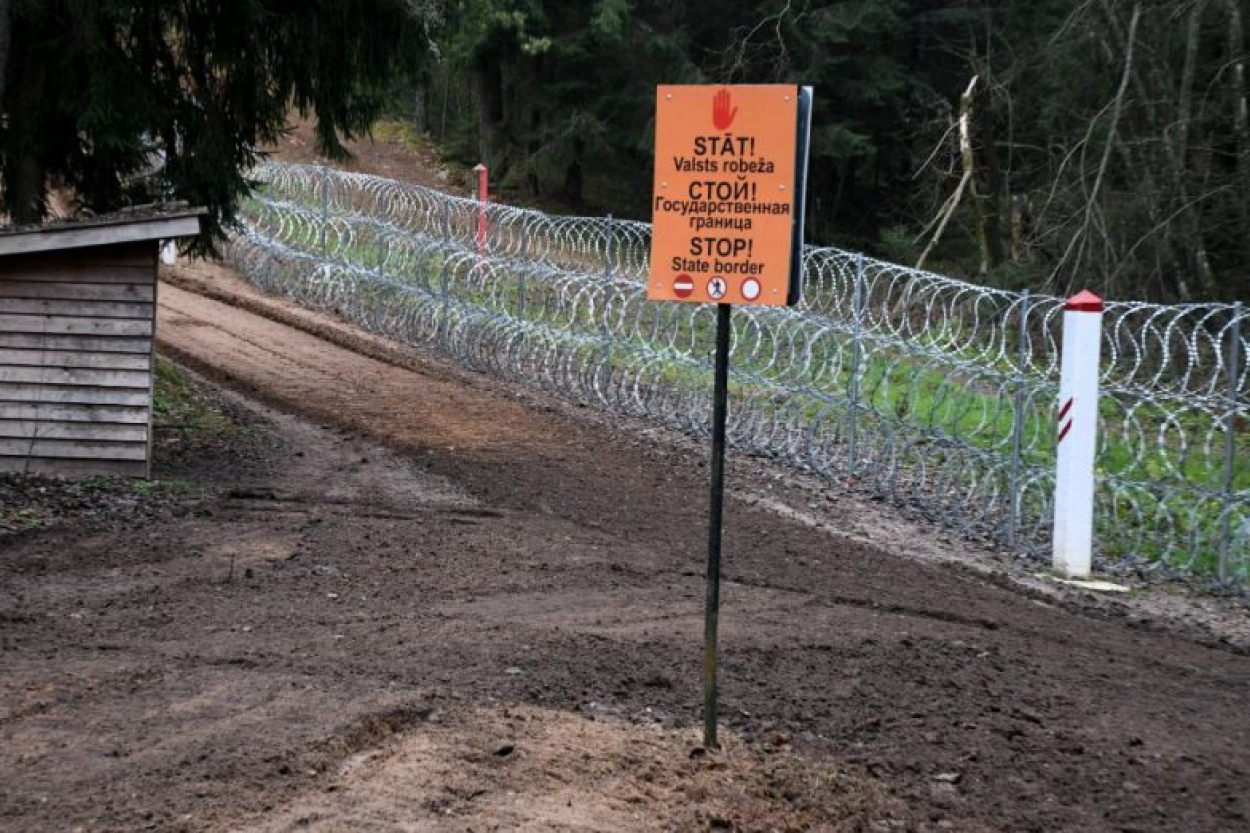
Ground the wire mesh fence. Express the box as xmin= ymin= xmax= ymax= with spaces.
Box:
xmin=224 ymin=162 xmax=1250 ymax=584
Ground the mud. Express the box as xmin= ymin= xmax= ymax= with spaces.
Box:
xmin=1 ymin=262 xmax=1248 ymax=831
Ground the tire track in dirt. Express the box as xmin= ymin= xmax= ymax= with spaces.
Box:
xmin=157 ymin=278 xmax=1022 ymax=634
xmin=146 ymin=264 xmax=1250 ymax=831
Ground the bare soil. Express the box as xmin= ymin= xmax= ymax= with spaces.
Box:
xmin=267 ymin=117 xmax=460 ymax=193
xmin=2 ymin=260 xmax=1249 ymax=831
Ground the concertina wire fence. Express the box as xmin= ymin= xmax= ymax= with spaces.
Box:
xmin=223 ymin=162 xmax=1250 ymax=584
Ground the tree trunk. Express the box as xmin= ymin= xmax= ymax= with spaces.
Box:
xmin=974 ymin=65 xmax=1005 ymax=272
xmin=439 ymin=67 xmax=450 ymax=141
xmin=412 ymin=85 xmax=427 ymax=134
xmin=1175 ymin=0 xmax=1215 ymax=298
xmin=526 ymin=104 xmax=541 ymax=196
xmin=917 ymin=76 xmax=978 ymax=272
xmin=1096 ymin=0 xmax=1184 ymax=296
xmin=1226 ymin=0 xmax=1250 ymax=273
xmin=831 ymin=158 xmax=850 ymax=225
xmin=474 ymin=62 xmax=504 ymax=167
xmin=12 ymin=150 xmax=46 ymax=225
xmin=1010 ymin=194 xmax=1027 ymax=263
xmin=1048 ymin=3 xmax=1140 ymax=295
xmin=473 ymin=76 xmax=490 ymax=167
xmin=1230 ymin=0 xmax=1250 ymax=180
xmin=9 ymin=51 xmax=48 ymax=224
xmin=0 ymin=0 xmax=12 ymax=113
xmin=563 ymin=136 xmax=585 ymax=205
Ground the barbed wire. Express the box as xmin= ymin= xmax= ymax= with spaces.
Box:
xmin=225 ymin=162 xmax=1249 ymax=583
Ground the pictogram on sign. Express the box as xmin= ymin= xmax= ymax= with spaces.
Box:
xmin=707 ymin=277 xmax=727 ymax=300
xmin=674 ymin=274 xmax=694 ymax=298
xmin=712 ymin=88 xmax=738 ymax=130
xmin=741 ymin=278 xmax=761 ymax=302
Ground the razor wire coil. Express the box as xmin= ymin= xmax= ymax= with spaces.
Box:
xmin=225 ymin=162 xmax=1250 ymax=583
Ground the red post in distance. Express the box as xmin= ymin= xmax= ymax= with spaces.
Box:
xmin=473 ymin=163 xmax=488 ymax=258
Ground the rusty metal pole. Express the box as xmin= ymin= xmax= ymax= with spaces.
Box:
xmin=473 ymin=163 xmax=488 ymax=258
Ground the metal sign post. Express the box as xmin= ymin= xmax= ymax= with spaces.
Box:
xmin=648 ymin=84 xmax=812 ymax=750
xmin=702 ymin=301 xmax=732 ymax=749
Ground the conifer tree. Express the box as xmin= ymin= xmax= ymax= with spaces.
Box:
xmin=0 ymin=0 xmax=428 ymax=247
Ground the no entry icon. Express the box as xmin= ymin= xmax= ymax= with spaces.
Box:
xmin=673 ymin=274 xmax=694 ymax=298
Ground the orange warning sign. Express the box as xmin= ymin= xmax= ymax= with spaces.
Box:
xmin=649 ymin=85 xmax=802 ymax=306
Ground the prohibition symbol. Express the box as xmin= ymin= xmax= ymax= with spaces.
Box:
xmin=707 ymin=277 xmax=728 ymax=300
xmin=673 ymin=274 xmax=695 ymax=299
xmin=741 ymin=278 xmax=761 ymax=302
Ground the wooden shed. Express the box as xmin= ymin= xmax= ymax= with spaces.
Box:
xmin=0 ymin=209 xmax=204 ymax=477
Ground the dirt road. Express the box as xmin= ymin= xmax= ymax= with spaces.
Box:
xmin=2 ymin=263 xmax=1248 ymax=831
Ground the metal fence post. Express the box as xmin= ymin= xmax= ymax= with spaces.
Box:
xmin=1007 ymin=290 xmax=1031 ymax=550
xmin=225 ymin=161 xmax=1250 ymax=589
xmin=604 ymin=214 xmax=615 ymax=279
xmin=846 ymin=254 xmax=865 ymax=477
xmin=604 ymin=213 xmax=615 ymax=332
xmin=319 ymin=166 xmax=329 ymax=260
xmin=602 ymin=214 xmax=615 ymax=387
xmin=516 ymin=223 xmax=529 ymax=322
xmin=439 ymin=258 xmax=450 ymax=348
xmin=1220 ymin=301 xmax=1243 ymax=583
xmin=265 ymin=219 xmax=277 ymax=287
xmin=439 ymin=201 xmax=452 ymax=346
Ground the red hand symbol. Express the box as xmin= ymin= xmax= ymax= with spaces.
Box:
xmin=712 ymin=88 xmax=738 ymax=130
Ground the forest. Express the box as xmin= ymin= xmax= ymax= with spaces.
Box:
xmin=409 ymin=0 xmax=1249 ymax=302
xmin=0 ymin=1 xmax=1246 ymax=302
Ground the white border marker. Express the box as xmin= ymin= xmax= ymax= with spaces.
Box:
xmin=1053 ymin=289 xmax=1104 ymax=578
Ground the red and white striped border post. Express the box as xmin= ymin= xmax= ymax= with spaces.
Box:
xmin=1053 ymin=289 xmax=1104 ymax=578
xmin=473 ymin=163 xmax=489 ymax=258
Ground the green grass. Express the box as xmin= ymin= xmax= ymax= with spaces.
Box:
xmin=371 ymin=118 xmax=431 ymax=150
xmin=152 ymin=357 xmax=238 ymax=440
xmin=127 ymin=477 xmax=197 ymax=496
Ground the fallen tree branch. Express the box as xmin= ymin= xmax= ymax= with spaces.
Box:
xmin=916 ymin=75 xmax=978 ymax=271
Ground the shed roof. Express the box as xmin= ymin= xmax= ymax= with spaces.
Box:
xmin=0 ymin=206 xmax=205 ymax=258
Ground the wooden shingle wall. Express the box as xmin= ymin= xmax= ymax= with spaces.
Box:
xmin=0 ymin=241 xmax=156 ymax=477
